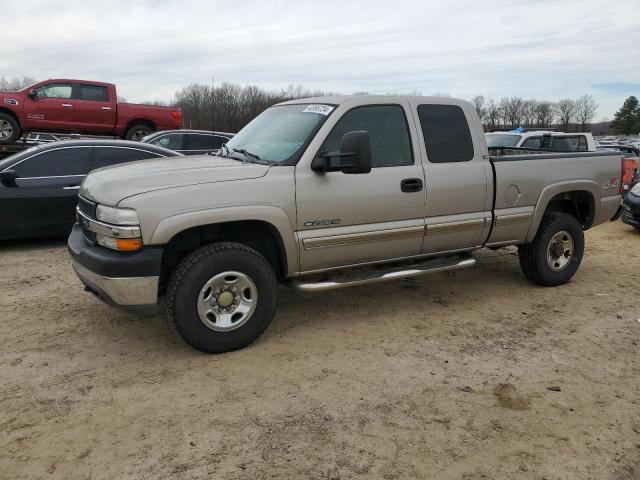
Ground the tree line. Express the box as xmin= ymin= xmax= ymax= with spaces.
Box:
xmin=2 ymin=75 xmax=637 ymax=134
xmin=469 ymin=95 xmax=598 ymax=132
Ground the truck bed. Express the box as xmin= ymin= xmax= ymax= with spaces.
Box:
xmin=487 ymin=150 xmax=623 ymax=246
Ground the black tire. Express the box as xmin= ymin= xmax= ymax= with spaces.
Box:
xmin=0 ymin=113 xmax=21 ymax=144
xmin=124 ymin=123 xmax=153 ymax=141
xmin=518 ymin=212 xmax=584 ymax=286
xmin=166 ymin=242 xmax=278 ymax=353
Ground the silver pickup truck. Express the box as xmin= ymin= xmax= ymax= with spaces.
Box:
xmin=68 ymin=95 xmax=624 ymax=353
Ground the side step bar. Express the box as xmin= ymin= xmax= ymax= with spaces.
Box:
xmin=290 ymin=254 xmax=475 ymax=292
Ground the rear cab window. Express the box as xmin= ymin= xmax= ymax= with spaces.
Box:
xmin=418 ymin=104 xmax=474 ymax=163
xmin=77 ymin=84 xmax=110 ymax=102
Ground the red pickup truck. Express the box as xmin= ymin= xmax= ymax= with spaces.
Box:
xmin=0 ymin=79 xmax=181 ymax=143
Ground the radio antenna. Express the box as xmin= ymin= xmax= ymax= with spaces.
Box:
xmin=211 ymin=76 xmax=216 ymax=150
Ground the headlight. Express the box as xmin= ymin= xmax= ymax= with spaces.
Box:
xmin=96 ymin=205 xmax=139 ymax=225
xmin=630 ymin=182 xmax=640 ymax=197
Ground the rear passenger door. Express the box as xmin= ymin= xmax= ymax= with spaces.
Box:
xmin=73 ymin=84 xmax=115 ymax=133
xmin=0 ymin=147 xmax=92 ymax=237
xmin=414 ymin=103 xmax=491 ymax=254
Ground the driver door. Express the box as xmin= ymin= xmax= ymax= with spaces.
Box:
xmin=23 ymin=82 xmax=76 ymax=131
xmin=295 ymin=103 xmax=426 ymax=272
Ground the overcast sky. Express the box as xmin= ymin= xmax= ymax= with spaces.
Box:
xmin=2 ymin=0 xmax=639 ymax=118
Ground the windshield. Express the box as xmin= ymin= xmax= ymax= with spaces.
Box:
xmin=223 ymin=103 xmax=334 ymax=164
xmin=485 ymin=133 xmax=522 ymax=148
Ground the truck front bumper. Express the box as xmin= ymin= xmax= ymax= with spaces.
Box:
xmin=68 ymin=224 xmax=163 ymax=314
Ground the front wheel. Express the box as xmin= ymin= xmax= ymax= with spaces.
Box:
xmin=166 ymin=242 xmax=278 ymax=353
xmin=0 ymin=114 xmax=20 ymax=144
xmin=518 ymin=212 xmax=584 ymax=286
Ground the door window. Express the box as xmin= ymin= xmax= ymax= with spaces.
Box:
xmin=77 ymin=85 xmax=109 ymax=102
xmin=186 ymin=134 xmax=216 ymax=151
xmin=550 ymin=137 xmax=574 ymax=151
xmin=150 ymin=134 xmax=183 ymax=150
xmin=319 ymin=105 xmax=413 ymax=167
xmin=214 ymin=135 xmax=231 ymax=149
xmin=521 ymin=137 xmax=542 ymax=148
xmin=91 ymin=147 xmax=162 ymax=170
xmin=418 ymin=104 xmax=474 ymax=163
xmin=36 ymin=84 xmax=73 ymax=99
xmin=13 ymin=148 xmax=91 ymax=177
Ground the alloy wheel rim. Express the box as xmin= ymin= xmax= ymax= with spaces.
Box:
xmin=546 ymin=230 xmax=574 ymax=272
xmin=130 ymin=129 xmax=148 ymax=141
xmin=196 ymin=271 xmax=258 ymax=332
xmin=0 ymin=120 xmax=13 ymax=140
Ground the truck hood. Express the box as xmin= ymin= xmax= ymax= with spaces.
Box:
xmin=80 ymin=155 xmax=270 ymax=206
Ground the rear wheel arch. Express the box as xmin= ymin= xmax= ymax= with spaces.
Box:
xmin=526 ymin=184 xmax=598 ymax=242
xmin=124 ymin=119 xmax=155 ymax=140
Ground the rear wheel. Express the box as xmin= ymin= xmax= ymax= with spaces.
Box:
xmin=166 ymin=242 xmax=278 ymax=353
xmin=125 ymin=123 xmax=153 ymax=141
xmin=0 ymin=114 xmax=20 ymax=144
xmin=518 ymin=212 xmax=584 ymax=286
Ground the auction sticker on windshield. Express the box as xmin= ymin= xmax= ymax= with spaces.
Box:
xmin=302 ymin=104 xmax=334 ymax=115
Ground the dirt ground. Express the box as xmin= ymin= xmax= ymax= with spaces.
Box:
xmin=1 ymin=220 xmax=639 ymax=480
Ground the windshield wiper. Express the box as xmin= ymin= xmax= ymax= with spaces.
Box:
xmin=233 ymin=148 xmax=261 ymax=161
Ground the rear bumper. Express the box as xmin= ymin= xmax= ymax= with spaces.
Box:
xmin=622 ymin=194 xmax=640 ymax=228
xmin=68 ymin=224 xmax=162 ymax=314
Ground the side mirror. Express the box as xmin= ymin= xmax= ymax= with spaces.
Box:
xmin=0 ymin=170 xmax=17 ymax=187
xmin=311 ymin=130 xmax=372 ymax=174
xmin=28 ymin=89 xmax=38 ymax=99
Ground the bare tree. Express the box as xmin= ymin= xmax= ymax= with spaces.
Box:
xmin=522 ymin=100 xmax=537 ymax=127
xmin=498 ymin=97 xmax=525 ymax=128
xmin=0 ymin=75 xmax=37 ymax=91
xmin=535 ymin=101 xmax=555 ymax=127
xmin=555 ymin=99 xmax=577 ymax=132
xmin=575 ymin=94 xmax=598 ymax=132
xmin=174 ymin=82 xmax=339 ymax=133
xmin=470 ymin=95 xmax=486 ymax=123
xmin=485 ymin=98 xmax=500 ymax=130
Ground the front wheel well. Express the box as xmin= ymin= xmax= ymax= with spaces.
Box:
xmin=158 ymin=220 xmax=288 ymax=294
xmin=0 ymin=108 xmax=20 ymax=125
xmin=543 ymin=190 xmax=595 ymax=229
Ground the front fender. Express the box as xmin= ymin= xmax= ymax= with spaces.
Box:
xmin=149 ymin=205 xmax=299 ymax=276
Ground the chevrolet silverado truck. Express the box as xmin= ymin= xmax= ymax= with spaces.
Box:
xmin=68 ymin=95 xmax=625 ymax=353
xmin=0 ymin=79 xmax=181 ymax=143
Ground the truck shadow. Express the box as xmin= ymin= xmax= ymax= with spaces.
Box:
xmin=0 ymin=236 xmax=68 ymax=253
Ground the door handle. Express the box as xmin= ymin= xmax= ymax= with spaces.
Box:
xmin=61 ymin=103 xmax=73 ymax=108
xmin=101 ymin=106 xmax=112 ymax=110
xmin=401 ymin=178 xmax=423 ymax=193
xmin=63 ymin=185 xmax=80 ymax=190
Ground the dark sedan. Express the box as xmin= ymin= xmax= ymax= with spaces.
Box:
xmin=622 ymin=182 xmax=640 ymax=230
xmin=141 ymin=129 xmax=234 ymax=155
xmin=0 ymin=140 xmax=181 ymax=240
